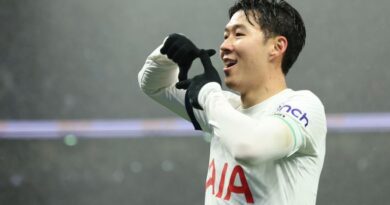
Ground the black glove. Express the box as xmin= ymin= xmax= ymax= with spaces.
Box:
xmin=176 ymin=49 xmax=222 ymax=110
xmin=160 ymin=33 xmax=216 ymax=81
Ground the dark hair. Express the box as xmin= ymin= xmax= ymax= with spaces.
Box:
xmin=229 ymin=0 xmax=306 ymax=75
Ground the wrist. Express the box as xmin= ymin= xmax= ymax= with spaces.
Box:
xmin=149 ymin=42 xmax=177 ymax=67
xmin=198 ymin=82 xmax=222 ymax=108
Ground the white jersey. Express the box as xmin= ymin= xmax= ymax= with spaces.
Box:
xmin=138 ymin=43 xmax=327 ymax=205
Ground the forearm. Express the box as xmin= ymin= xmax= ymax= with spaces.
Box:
xmin=138 ymin=43 xmax=191 ymax=120
xmin=138 ymin=44 xmax=179 ymax=95
xmin=199 ymin=83 xmax=294 ymax=164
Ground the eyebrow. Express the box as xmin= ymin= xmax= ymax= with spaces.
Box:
xmin=224 ymin=24 xmax=248 ymax=33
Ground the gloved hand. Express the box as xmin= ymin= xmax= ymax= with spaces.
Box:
xmin=160 ymin=33 xmax=216 ymax=82
xmin=176 ymin=49 xmax=222 ymax=110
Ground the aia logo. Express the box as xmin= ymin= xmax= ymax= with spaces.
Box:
xmin=205 ymin=159 xmax=254 ymax=203
xmin=277 ymin=104 xmax=309 ymax=127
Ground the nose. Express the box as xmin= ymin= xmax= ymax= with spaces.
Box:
xmin=220 ymin=38 xmax=233 ymax=58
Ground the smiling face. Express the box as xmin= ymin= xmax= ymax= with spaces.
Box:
xmin=220 ymin=10 xmax=277 ymax=93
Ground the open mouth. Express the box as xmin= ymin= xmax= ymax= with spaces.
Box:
xmin=224 ymin=59 xmax=238 ymax=69
xmin=227 ymin=61 xmax=237 ymax=68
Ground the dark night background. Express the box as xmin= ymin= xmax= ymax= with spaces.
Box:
xmin=1 ymin=0 xmax=389 ymax=204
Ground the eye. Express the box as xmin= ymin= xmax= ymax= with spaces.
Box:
xmin=236 ymin=33 xmax=245 ymax=37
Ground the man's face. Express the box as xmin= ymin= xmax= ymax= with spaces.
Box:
xmin=220 ymin=10 xmax=273 ymax=92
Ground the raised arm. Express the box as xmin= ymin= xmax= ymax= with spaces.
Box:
xmin=182 ymin=51 xmax=313 ymax=164
xmin=138 ymin=35 xmax=218 ymax=132
xmin=199 ymin=83 xmax=297 ymax=164
xmin=138 ymin=39 xmax=189 ymax=120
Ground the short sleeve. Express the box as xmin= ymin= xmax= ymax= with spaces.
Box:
xmin=272 ymin=91 xmax=327 ymax=157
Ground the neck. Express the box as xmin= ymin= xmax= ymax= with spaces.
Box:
xmin=240 ymin=74 xmax=287 ymax=109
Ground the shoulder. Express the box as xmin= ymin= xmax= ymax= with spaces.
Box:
xmin=275 ymin=89 xmax=327 ymax=156
xmin=278 ymin=89 xmax=325 ymax=115
xmin=275 ymin=89 xmax=326 ymax=132
xmin=286 ymin=90 xmax=324 ymax=107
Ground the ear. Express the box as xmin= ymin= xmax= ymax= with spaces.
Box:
xmin=269 ymin=36 xmax=288 ymax=61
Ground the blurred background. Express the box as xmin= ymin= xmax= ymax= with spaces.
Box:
xmin=1 ymin=0 xmax=389 ymax=204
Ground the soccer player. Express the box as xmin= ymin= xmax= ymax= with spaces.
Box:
xmin=138 ymin=0 xmax=326 ymax=204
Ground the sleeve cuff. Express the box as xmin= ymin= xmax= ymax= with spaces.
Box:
xmin=148 ymin=41 xmax=177 ymax=67
xmin=272 ymin=114 xmax=305 ymax=157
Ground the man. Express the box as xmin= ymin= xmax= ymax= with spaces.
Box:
xmin=138 ymin=0 xmax=326 ymax=204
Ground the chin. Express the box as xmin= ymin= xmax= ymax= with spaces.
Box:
xmin=224 ymin=78 xmax=239 ymax=91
